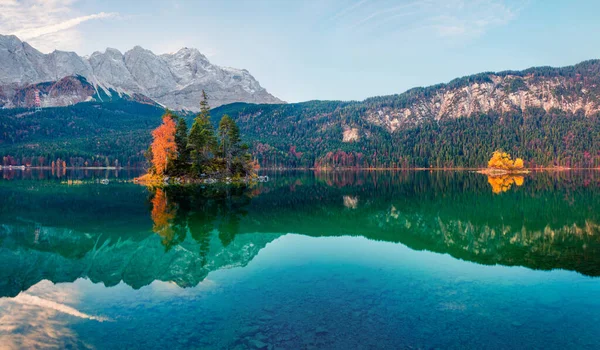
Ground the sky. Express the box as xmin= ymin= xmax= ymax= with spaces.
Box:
xmin=1 ymin=0 xmax=600 ymax=103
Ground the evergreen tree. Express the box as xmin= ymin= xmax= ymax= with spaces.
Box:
xmin=174 ymin=116 xmax=189 ymax=173
xmin=218 ymin=114 xmax=243 ymax=175
xmin=188 ymin=91 xmax=217 ymax=174
xmin=199 ymin=90 xmax=210 ymax=119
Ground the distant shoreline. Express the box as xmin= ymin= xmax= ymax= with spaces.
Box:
xmin=0 ymin=166 xmax=141 ymax=170
xmin=1 ymin=166 xmax=598 ymax=171
xmin=260 ymin=167 xmax=600 ymax=171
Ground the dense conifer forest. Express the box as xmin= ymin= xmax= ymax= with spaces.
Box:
xmin=0 ymin=100 xmax=164 ymax=167
xmin=2 ymin=61 xmax=600 ymax=169
xmin=210 ymin=104 xmax=600 ymax=169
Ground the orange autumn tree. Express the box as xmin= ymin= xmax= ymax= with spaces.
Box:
xmin=487 ymin=150 xmax=525 ymax=171
xmin=150 ymin=188 xmax=176 ymax=247
xmin=151 ymin=112 xmax=178 ymax=175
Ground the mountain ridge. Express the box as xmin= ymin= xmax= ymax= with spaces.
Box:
xmin=0 ymin=34 xmax=283 ymax=110
xmin=208 ymin=58 xmax=600 ymax=168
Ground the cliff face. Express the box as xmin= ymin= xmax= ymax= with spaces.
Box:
xmin=5 ymin=76 xmax=95 ymax=108
xmin=364 ymin=61 xmax=600 ymax=132
xmin=0 ymin=75 xmax=160 ymax=108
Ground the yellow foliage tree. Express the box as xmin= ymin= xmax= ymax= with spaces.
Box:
xmin=487 ymin=151 xmax=525 ymax=170
xmin=513 ymin=158 xmax=524 ymax=169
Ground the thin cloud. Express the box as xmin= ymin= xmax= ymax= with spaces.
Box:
xmin=336 ymin=0 xmax=521 ymax=40
xmin=0 ymin=0 xmax=118 ymax=52
xmin=350 ymin=2 xmax=421 ymax=30
xmin=12 ymin=12 xmax=117 ymax=41
xmin=429 ymin=0 xmax=517 ymax=38
xmin=330 ymin=0 xmax=370 ymax=21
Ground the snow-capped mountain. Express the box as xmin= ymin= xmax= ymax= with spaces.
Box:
xmin=0 ymin=34 xmax=283 ymax=110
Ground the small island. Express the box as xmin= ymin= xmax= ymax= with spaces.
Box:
xmin=135 ymin=91 xmax=258 ymax=186
xmin=478 ymin=150 xmax=529 ymax=194
xmin=478 ymin=150 xmax=529 ymax=176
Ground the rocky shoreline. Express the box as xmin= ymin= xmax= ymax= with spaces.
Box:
xmin=134 ymin=173 xmax=269 ymax=187
xmin=476 ymin=168 xmax=530 ymax=176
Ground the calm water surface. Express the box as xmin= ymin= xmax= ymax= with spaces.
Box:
xmin=1 ymin=169 xmax=600 ymax=349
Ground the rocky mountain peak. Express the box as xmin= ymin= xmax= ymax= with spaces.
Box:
xmin=0 ymin=34 xmax=23 ymax=49
xmin=0 ymin=35 xmax=282 ymax=110
xmin=103 ymin=47 xmax=124 ymax=58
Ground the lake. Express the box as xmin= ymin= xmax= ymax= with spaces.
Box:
xmin=1 ymin=169 xmax=600 ymax=349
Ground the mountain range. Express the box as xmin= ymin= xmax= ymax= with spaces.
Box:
xmin=1 ymin=36 xmax=600 ymax=168
xmin=0 ymin=34 xmax=282 ymax=110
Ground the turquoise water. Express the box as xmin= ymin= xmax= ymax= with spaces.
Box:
xmin=1 ymin=170 xmax=600 ymax=349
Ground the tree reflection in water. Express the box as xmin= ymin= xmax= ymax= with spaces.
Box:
xmin=2 ymin=170 xmax=600 ymax=299
xmin=487 ymin=175 xmax=525 ymax=194
xmin=149 ymin=185 xmax=253 ymax=260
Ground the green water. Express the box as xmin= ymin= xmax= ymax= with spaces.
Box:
xmin=1 ymin=169 xmax=600 ymax=349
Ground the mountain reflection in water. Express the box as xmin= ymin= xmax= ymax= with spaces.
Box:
xmin=1 ymin=170 xmax=600 ymax=299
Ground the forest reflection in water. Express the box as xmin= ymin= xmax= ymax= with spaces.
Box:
xmin=2 ymin=170 xmax=600 ymax=349
xmin=143 ymin=170 xmax=600 ymax=278
xmin=1 ymin=169 xmax=600 ymax=299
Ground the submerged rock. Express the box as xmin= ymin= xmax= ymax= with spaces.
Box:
xmin=315 ymin=327 xmax=328 ymax=335
xmin=239 ymin=326 xmax=260 ymax=337
xmin=249 ymin=339 xmax=269 ymax=349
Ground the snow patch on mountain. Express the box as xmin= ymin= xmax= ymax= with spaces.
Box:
xmin=0 ymin=34 xmax=283 ymax=110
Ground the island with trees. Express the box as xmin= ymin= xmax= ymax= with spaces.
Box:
xmin=135 ymin=91 xmax=258 ymax=186
xmin=477 ymin=151 xmax=528 ymax=193
xmin=478 ymin=150 xmax=528 ymax=175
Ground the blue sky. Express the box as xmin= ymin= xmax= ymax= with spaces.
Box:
xmin=2 ymin=0 xmax=600 ymax=103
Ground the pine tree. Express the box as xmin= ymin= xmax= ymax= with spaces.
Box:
xmin=174 ymin=116 xmax=189 ymax=173
xmin=188 ymin=91 xmax=217 ymax=174
xmin=218 ymin=114 xmax=242 ymax=175
xmin=199 ymin=90 xmax=210 ymax=120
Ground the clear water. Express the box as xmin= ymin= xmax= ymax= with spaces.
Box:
xmin=1 ymin=169 xmax=600 ymax=349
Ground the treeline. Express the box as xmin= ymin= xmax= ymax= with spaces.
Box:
xmin=211 ymin=103 xmax=600 ymax=169
xmin=4 ymin=99 xmax=600 ymax=169
xmin=0 ymin=100 xmax=164 ymax=167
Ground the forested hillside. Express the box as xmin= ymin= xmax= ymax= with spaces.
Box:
xmin=2 ymin=60 xmax=600 ymax=168
xmin=211 ymin=103 xmax=600 ymax=168
xmin=0 ymin=101 xmax=164 ymax=167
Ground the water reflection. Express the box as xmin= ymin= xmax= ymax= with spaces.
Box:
xmin=0 ymin=280 xmax=105 ymax=349
xmin=151 ymin=188 xmax=177 ymax=248
xmin=146 ymin=185 xmax=254 ymax=260
xmin=1 ymin=170 xmax=600 ymax=299
xmin=487 ymin=174 xmax=524 ymax=194
xmin=0 ymin=167 xmax=142 ymax=181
